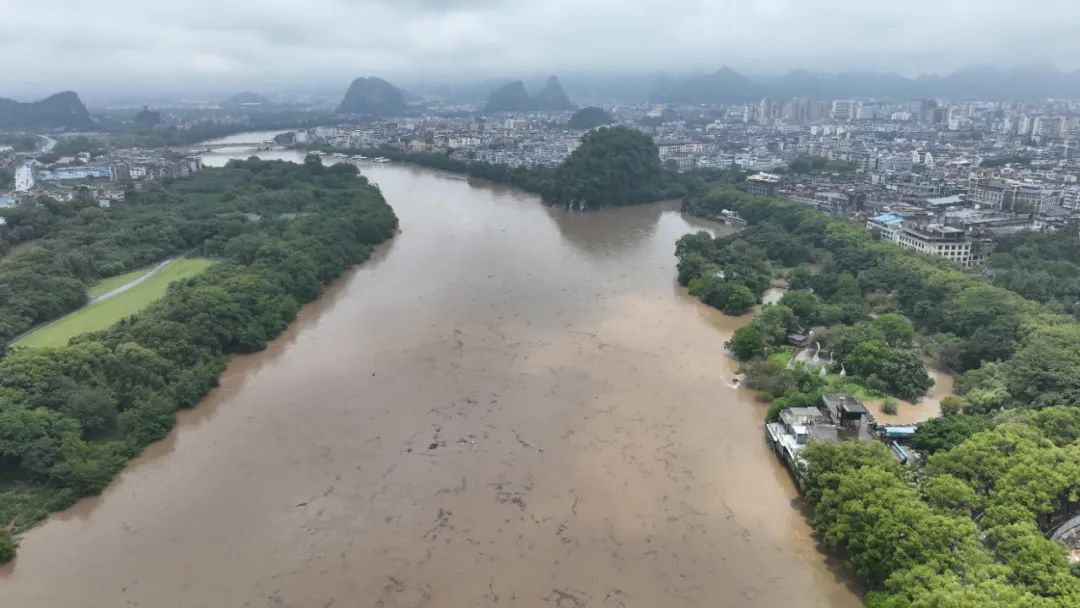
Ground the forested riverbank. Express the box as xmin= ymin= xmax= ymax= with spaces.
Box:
xmin=678 ymin=185 xmax=1080 ymax=607
xmin=0 ymin=157 xmax=397 ymax=560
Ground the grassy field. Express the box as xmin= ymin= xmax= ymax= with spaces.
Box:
xmin=15 ymin=258 xmax=215 ymax=349
xmin=87 ymin=267 xmax=153 ymax=297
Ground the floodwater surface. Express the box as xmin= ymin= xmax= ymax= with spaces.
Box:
xmin=863 ymin=367 xmax=955 ymax=425
xmin=0 ymin=156 xmax=863 ymax=607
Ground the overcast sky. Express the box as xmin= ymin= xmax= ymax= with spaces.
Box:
xmin=3 ymin=0 xmax=1079 ymax=100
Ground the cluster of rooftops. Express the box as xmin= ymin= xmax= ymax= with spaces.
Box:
xmin=765 ymin=393 xmax=917 ymax=486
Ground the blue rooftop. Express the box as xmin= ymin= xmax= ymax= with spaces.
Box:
xmin=870 ymin=213 xmax=904 ymax=224
xmin=883 ymin=426 xmax=917 ymax=437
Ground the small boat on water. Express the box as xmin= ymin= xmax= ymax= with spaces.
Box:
xmin=350 ymin=155 xmax=367 ymax=160
xmin=332 ymin=153 xmax=347 ymax=158
xmin=373 ymin=157 xmax=390 ymax=163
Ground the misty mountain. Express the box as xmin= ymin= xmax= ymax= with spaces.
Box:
xmin=224 ymin=91 xmax=271 ymax=106
xmin=532 ymin=76 xmax=574 ymax=111
xmin=338 ymin=77 xmax=406 ymax=115
xmin=485 ymin=81 xmax=532 ymax=112
xmin=926 ymin=65 xmax=1080 ymax=99
xmin=420 ymin=78 xmax=514 ymax=104
xmin=650 ymin=67 xmax=766 ymax=103
xmin=485 ymin=76 xmax=577 ymax=112
xmin=0 ymin=91 xmax=93 ymax=129
xmin=653 ymin=65 xmax=1080 ymax=102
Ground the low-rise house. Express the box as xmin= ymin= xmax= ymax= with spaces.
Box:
xmin=745 ymin=172 xmax=782 ymax=196
xmin=765 ymin=394 xmax=874 ymax=486
xmin=867 ymin=213 xmax=904 ymax=241
xmin=894 ymin=222 xmax=975 ymax=267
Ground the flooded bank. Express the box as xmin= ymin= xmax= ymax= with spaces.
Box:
xmin=0 ymin=159 xmax=863 ymax=607
xmin=863 ymin=366 xmax=955 ymax=425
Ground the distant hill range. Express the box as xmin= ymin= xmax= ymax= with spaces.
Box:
xmin=338 ymin=77 xmax=406 ymax=115
xmin=0 ymin=91 xmax=93 ymax=129
xmin=651 ymin=65 xmax=1080 ymax=103
xmin=485 ymin=76 xmax=575 ymax=112
xmin=224 ymin=91 xmax=272 ymax=107
xmin=651 ymin=67 xmax=766 ymax=104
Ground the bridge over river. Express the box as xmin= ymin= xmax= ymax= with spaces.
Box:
xmin=177 ymin=141 xmax=288 ymax=155
xmin=172 ymin=129 xmax=296 ymax=156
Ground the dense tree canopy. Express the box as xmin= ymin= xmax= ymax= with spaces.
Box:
xmin=984 ymin=226 xmax=1080 ymax=317
xmin=680 ymin=186 xmax=1077 ymax=409
xmin=802 ymin=416 xmax=1080 ymax=608
xmin=567 ymin=106 xmax=615 ymax=130
xmin=544 ymin=127 xmax=669 ymax=208
xmin=679 ymin=179 xmax=1080 ymax=607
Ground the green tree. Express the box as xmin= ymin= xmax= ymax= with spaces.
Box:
xmin=753 ymin=304 xmax=799 ymax=345
xmin=60 ymin=385 xmax=119 ymax=439
xmin=545 ymin=127 xmax=666 ymax=209
xmin=0 ymin=405 xmax=81 ymax=478
xmin=813 ymin=464 xmax=985 ymax=586
xmin=727 ymin=325 xmax=767 ymax=360
xmin=923 ymin=474 xmax=981 ymax=516
xmin=881 ymin=348 xmax=934 ymax=401
xmin=47 ymin=433 xmax=125 ymax=494
xmin=846 ymin=340 xmax=893 ymax=379
xmin=911 ymin=414 xmax=995 ymax=455
xmin=717 ymin=283 xmax=756 ymax=315
xmin=0 ymin=534 xmax=14 ymax=563
xmin=779 ymin=289 xmax=821 ymax=326
xmin=1003 ymin=325 xmax=1080 ymax=406
xmin=985 ymin=522 xmax=1078 ymax=596
xmin=799 ymin=441 xmax=901 ymax=505
xmin=872 ymin=313 xmax=915 ymax=346
xmin=1026 ymin=407 xmax=1080 ymax=446
xmin=118 ymin=393 xmax=176 ymax=445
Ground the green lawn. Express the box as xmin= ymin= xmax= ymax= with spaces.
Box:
xmin=87 ymin=267 xmax=153 ymax=297
xmin=15 ymin=258 xmax=216 ymax=348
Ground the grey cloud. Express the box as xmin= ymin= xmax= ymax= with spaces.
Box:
xmin=1 ymin=0 xmax=1079 ymax=99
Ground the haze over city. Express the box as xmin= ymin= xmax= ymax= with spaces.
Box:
xmin=3 ymin=0 xmax=1080 ymax=99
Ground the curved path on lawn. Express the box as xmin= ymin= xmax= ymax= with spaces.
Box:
xmin=89 ymin=258 xmax=174 ymax=304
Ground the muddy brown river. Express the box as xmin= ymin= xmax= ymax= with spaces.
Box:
xmin=0 ymin=150 xmax=862 ymax=607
